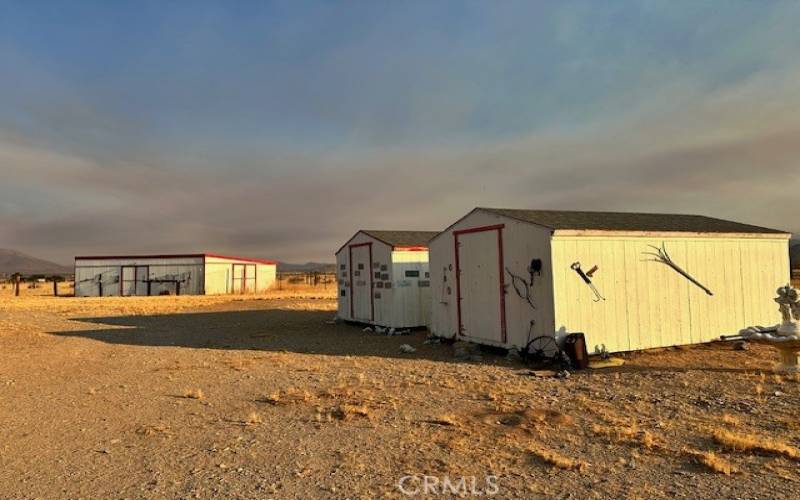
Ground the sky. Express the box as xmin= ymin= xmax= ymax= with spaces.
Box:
xmin=1 ymin=1 xmax=799 ymax=264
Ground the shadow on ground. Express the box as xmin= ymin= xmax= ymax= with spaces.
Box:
xmin=49 ymin=309 xmax=496 ymax=364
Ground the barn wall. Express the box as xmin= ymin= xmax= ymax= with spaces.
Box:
xmin=429 ymin=210 xmax=555 ymax=348
xmin=550 ymin=235 xmax=791 ymax=354
xmin=74 ymin=257 xmax=205 ymax=297
xmin=204 ymin=256 xmax=276 ymax=294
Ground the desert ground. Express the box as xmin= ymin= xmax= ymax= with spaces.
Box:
xmin=1 ymin=283 xmax=799 ymax=499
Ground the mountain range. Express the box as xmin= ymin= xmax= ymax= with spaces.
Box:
xmin=0 ymin=249 xmax=72 ymax=276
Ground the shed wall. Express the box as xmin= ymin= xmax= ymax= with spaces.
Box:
xmin=335 ymin=233 xmax=431 ymax=328
xmin=550 ymin=235 xmax=790 ymax=354
xmin=429 ymin=210 xmax=555 ymax=348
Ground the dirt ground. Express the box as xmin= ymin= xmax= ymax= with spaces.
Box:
xmin=1 ymin=286 xmax=799 ymax=499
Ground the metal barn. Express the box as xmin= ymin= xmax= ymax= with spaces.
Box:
xmin=430 ymin=208 xmax=791 ymax=354
xmin=336 ymin=230 xmax=439 ymax=328
xmin=74 ymin=253 xmax=277 ymax=297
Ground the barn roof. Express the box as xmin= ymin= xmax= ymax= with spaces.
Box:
xmin=361 ymin=230 xmax=440 ymax=248
xmin=478 ymin=208 xmax=790 ymax=235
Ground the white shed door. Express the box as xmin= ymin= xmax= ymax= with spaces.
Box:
xmin=350 ymin=244 xmax=372 ymax=321
xmin=121 ymin=266 xmax=137 ymax=296
xmin=232 ymin=264 xmax=245 ymax=294
xmin=456 ymin=227 xmax=506 ymax=343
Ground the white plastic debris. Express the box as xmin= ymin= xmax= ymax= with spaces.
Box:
xmin=399 ymin=344 xmax=417 ymax=354
xmin=362 ymin=327 xmax=373 ymax=333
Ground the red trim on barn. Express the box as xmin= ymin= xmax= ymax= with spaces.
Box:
xmin=453 ymin=224 xmax=507 ymax=343
xmin=348 ymin=242 xmax=375 ymax=322
xmin=393 ymin=246 xmax=429 ymax=252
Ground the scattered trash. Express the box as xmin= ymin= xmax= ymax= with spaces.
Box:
xmin=423 ymin=334 xmax=442 ymax=345
xmin=556 ymin=370 xmax=571 ymax=379
xmin=362 ymin=327 xmax=373 ymax=333
xmin=525 ymin=369 xmax=558 ymax=378
xmin=506 ymin=347 xmax=522 ymax=362
xmin=588 ymin=357 xmax=625 ymax=369
xmin=374 ymin=326 xmax=386 ymax=334
xmin=732 ymin=341 xmax=749 ymax=351
xmin=388 ymin=328 xmax=396 ymax=336
xmin=399 ymin=344 xmax=416 ymax=354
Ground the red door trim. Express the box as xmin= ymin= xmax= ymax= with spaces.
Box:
xmin=348 ymin=242 xmax=374 ymax=321
xmin=453 ymin=224 xmax=507 ymax=343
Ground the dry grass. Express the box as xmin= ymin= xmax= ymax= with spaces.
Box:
xmin=591 ymin=423 xmax=660 ymax=450
xmin=529 ymin=445 xmax=588 ymax=471
xmin=424 ymin=414 xmax=460 ymax=427
xmin=711 ymin=429 xmax=800 ymax=460
xmin=183 ymin=388 xmax=204 ymax=399
xmin=720 ymin=413 xmax=742 ymax=426
xmin=245 ymin=412 xmax=263 ymax=425
xmin=683 ymin=448 xmax=739 ymax=475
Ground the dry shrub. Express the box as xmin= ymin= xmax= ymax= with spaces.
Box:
xmin=184 ymin=388 xmax=204 ymax=399
xmin=683 ymin=448 xmax=738 ymax=475
xmin=529 ymin=445 xmax=588 ymax=471
xmin=711 ymin=429 xmax=800 ymax=460
xmin=754 ymin=384 xmax=764 ymax=396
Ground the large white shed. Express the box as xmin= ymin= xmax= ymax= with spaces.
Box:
xmin=336 ymin=230 xmax=439 ymax=328
xmin=74 ymin=253 xmax=277 ymax=297
xmin=430 ymin=208 xmax=791 ymax=354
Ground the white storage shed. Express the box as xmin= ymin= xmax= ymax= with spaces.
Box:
xmin=74 ymin=253 xmax=277 ymax=297
xmin=336 ymin=230 xmax=439 ymax=328
xmin=430 ymin=208 xmax=791 ymax=354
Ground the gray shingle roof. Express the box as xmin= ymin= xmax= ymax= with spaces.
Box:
xmin=361 ymin=230 xmax=439 ymax=248
xmin=478 ymin=208 xmax=789 ymax=235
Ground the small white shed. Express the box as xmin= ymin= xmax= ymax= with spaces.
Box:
xmin=336 ymin=230 xmax=439 ymax=328
xmin=430 ymin=208 xmax=791 ymax=354
xmin=74 ymin=253 xmax=277 ymax=297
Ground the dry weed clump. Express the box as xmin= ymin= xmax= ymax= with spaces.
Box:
xmin=711 ymin=429 xmax=800 ymax=460
xmin=261 ymin=388 xmax=313 ymax=405
xmin=683 ymin=448 xmax=739 ymax=475
xmin=184 ymin=388 xmax=204 ymax=399
xmin=591 ymin=423 xmax=661 ymax=450
xmin=136 ymin=424 xmax=171 ymax=437
xmin=425 ymin=414 xmax=460 ymax=427
xmin=720 ymin=413 xmax=742 ymax=426
xmin=529 ymin=445 xmax=588 ymax=471
xmin=317 ymin=404 xmax=371 ymax=422
xmin=245 ymin=412 xmax=263 ymax=425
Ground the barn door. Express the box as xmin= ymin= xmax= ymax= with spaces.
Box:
xmin=232 ymin=264 xmax=245 ymax=294
xmin=244 ymin=264 xmax=256 ymax=293
xmin=122 ymin=266 xmax=150 ymax=296
xmin=349 ymin=243 xmax=373 ymax=321
xmin=455 ymin=225 xmax=506 ymax=343
xmin=121 ymin=266 xmax=136 ymax=296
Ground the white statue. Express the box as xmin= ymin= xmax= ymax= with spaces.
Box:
xmin=775 ymin=285 xmax=800 ymax=336
xmin=739 ymin=284 xmax=800 ymax=373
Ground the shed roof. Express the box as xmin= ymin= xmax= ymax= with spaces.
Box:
xmin=477 ymin=208 xmax=789 ymax=235
xmin=361 ymin=230 xmax=440 ymax=248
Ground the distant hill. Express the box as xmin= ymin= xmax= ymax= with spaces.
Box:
xmin=277 ymin=262 xmax=336 ymax=273
xmin=0 ymin=249 xmax=72 ymax=276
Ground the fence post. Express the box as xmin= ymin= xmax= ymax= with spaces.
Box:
xmin=53 ymin=280 xmax=58 ymax=297
xmin=14 ymin=274 xmax=20 ymax=297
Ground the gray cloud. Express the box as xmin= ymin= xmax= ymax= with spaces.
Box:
xmin=2 ymin=62 xmax=800 ymax=264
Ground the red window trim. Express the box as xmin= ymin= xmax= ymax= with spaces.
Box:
xmin=453 ymin=224 xmax=507 ymax=343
